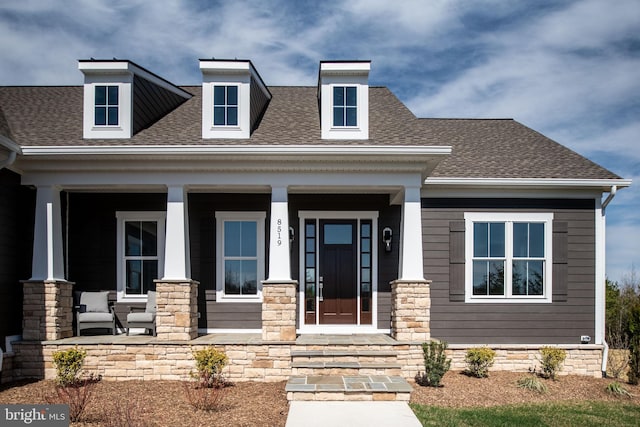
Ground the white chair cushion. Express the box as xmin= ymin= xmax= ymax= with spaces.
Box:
xmin=80 ymin=291 xmax=110 ymax=313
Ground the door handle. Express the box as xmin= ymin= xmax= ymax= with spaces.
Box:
xmin=319 ymin=276 xmax=324 ymax=302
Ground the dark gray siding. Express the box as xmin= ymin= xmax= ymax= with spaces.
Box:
xmin=288 ymin=194 xmax=400 ymax=330
xmin=66 ymin=192 xmax=167 ymax=328
xmin=132 ymin=75 xmax=189 ymax=135
xmin=0 ymin=169 xmax=35 ymax=348
xmin=189 ymin=193 xmax=270 ymax=330
xmin=423 ymin=198 xmax=596 ymax=344
xmin=249 ymin=77 xmax=270 ymax=133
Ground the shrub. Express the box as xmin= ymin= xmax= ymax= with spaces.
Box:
xmin=49 ymin=347 xmax=100 ymax=422
xmin=605 ymin=381 xmax=632 ymax=398
xmin=517 ymin=375 xmax=547 ymax=394
xmin=184 ymin=347 xmax=229 ymax=411
xmin=102 ymin=396 xmax=150 ymax=427
xmin=191 ymin=347 xmax=228 ymax=387
xmin=464 ymin=347 xmax=496 ymax=378
xmin=539 ymin=347 xmax=566 ymax=380
xmin=52 ymin=347 xmax=87 ymax=386
xmin=415 ymin=341 xmax=451 ymax=387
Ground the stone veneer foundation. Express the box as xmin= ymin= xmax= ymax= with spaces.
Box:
xmin=9 ymin=340 xmax=603 ymax=382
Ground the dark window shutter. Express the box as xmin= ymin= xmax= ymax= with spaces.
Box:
xmin=552 ymin=221 xmax=568 ymax=302
xmin=449 ymin=221 xmax=465 ymax=301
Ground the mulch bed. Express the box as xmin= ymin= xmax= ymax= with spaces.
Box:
xmin=0 ymin=372 xmax=638 ymax=426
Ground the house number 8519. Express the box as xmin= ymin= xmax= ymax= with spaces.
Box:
xmin=276 ymin=218 xmax=282 ymax=246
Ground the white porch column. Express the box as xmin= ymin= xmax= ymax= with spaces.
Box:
xmin=266 ymin=186 xmax=291 ymax=281
xmin=399 ymin=186 xmax=424 ymax=280
xmin=30 ymin=185 xmax=65 ymax=281
xmin=162 ymin=185 xmax=191 ymax=280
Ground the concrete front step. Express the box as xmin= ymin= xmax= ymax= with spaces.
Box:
xmin=291 ymin=361 xmax=402 ymax=376
xmin=286 ymin=375 xmax=413 ymax=401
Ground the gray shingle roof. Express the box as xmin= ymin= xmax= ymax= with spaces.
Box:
xmin=0 ymin=85 xmax=620 ymax=179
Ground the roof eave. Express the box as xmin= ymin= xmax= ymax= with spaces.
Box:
xmin=424 ymin=177 xmax=632 ymax=192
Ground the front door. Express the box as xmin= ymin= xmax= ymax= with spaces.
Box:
xmin=319 ymin=220 xmax=357 ymax=324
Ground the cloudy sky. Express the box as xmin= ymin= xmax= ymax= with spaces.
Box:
xmin=1 ymin=0 xmax=638 ymax=283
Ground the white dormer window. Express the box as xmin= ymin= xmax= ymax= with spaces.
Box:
xmin=319 ymin=61 xmax=370 ymax=140
xmin=94 ymin=85 xmax=119 ymax=126
xmin=333 ymin=86 xmax=357 ymax=127
xmin=213 ymin=85 xmax=239 ymax=126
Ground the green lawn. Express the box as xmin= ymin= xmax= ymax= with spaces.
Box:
xmin=410 ymin=401 xmax=640 ymax=427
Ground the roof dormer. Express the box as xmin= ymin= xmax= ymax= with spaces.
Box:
xmin=79 ymin=60 xmax=191 ymax=139
xmin=318 ymin=61 xmax=370 ymax=140
xmin=199 ymin=59 xmax=271 ymax=139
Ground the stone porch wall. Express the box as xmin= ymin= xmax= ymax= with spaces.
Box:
xmin=9 ymin=341 xmax=603 ymax=382
xmin=22 ymin=280 xmax=74 ymax=341
xmin=446 ymin=345 xmax=604 ymax=378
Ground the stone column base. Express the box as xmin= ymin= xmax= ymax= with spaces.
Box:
xmin=155 ymin=279 xmax=199 ymax=341
xmin=22 ymin=280 xmax=74 ymax=341
xmin=391 ymin=279 xmax=431 ymax=342
xmin=262 ymin=281 xmax=298 ymax=342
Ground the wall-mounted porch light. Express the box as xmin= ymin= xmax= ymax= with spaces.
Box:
xmin=382 ymin=227 xmax=392 ymax=252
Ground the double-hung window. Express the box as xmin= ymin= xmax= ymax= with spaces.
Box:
xmin=213 ymin=85 xmax=238 ymax=126
xmin=116 ymin=212 xmax=165 ymax=301
xmin=216 ymin=212 xmax=265 ymax=301
xmin=465 ymin=213 xmax=553 ymax=303
xmin=95 ymin=85 xmax=119 ymax=126
xmin=333 ymin=86 xmax=357 ymax=127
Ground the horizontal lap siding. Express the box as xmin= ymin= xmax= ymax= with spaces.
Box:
xmin=189 ymin=194 xmax=270 ymax=330
xmin=0 ymin=170 xmax=35 ymax=347
xmin=423 ymin=198 xmax=596 ymax=344
xmin=67 ymin=193 xmax=168 ymax=328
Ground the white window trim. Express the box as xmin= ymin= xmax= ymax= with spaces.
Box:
xmin=331 ymin=85 xmax=359 ymax=129
xmin=82 ymin=79 xmax=133 ymax=139
xmin=115 ymin=211 xmax=166 ymax=302
xmin=464 ymin=212 xmax=553 ymax=303
xmin=201 ymin=79 xmax=250 ymax=139
xmin=93 ymin=84 xmax=120 ymax=128
xmin=215 ymin=211 xmax=266 ymax=302
xmin=211 ymin=84 xmax=241 ymax=128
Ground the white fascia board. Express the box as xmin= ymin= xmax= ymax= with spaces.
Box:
xmin=20 ymin=144 xmax=452 ymax=157
xmin=200 ymin=60 xmax=251 ymax=74
xmin=320 ymin=61 xmax=371 ymax=75
xmin=425 ymin=177 xmax=632 ymax=191
xmin=78 ymin=61 xmax=131 ymax=73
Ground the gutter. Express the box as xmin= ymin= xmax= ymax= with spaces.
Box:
xmin=601 ymin=185 xmax=617 ymax=213
xmin=0 ymin=135 xmax=21 ymax=170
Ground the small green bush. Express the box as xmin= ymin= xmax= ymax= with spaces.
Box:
xmin=540 ymin=347 xmax=566 ymax=380
xmin=517 ymin=375 xmax=547 ymax=393
xmin=52 ymin=347 xmax=87 ymax=386
xmin=605 ymin=381 xmax=632 ymax=398
xmin=415 ymin=341 xmax=451 ymax=387
xmin=464 ymin=347 xmax=496 ymax=378
xmin=191 ymin=347 xmax=228 ymax=387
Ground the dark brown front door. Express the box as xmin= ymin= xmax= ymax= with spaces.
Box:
xmin=319 ymin=220 xmax=357 ymax=324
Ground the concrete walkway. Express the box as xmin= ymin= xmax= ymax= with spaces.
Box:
xmin=286 ymin=401 xmax=422 ymax=427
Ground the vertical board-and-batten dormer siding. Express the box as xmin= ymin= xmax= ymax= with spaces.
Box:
xmin=423 ymin=198 xmax=596 ymax=345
